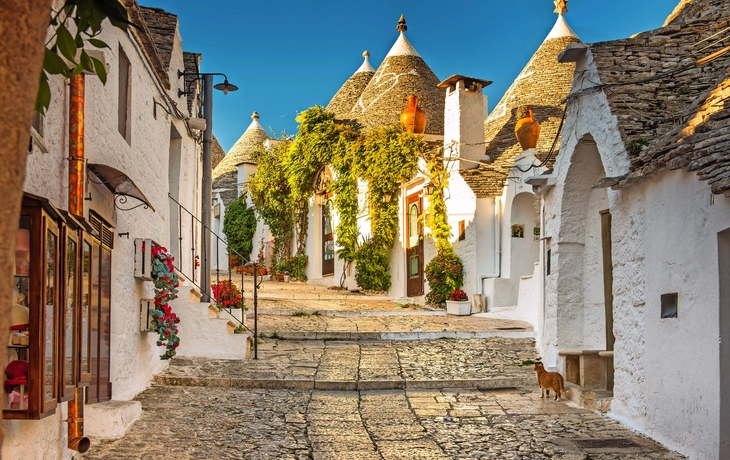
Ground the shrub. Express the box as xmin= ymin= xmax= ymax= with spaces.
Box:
xmin=223 ymin=198 xmax=257 ymax=262
xmin=289 ymin=253 xmax=308 ymax=281
xmin=425 ymin=250 xmax=464 ymax=307
xmin=355 ymin=238 xmax=391 ymax=292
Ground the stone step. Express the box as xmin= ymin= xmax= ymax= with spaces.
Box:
xmin=154 ymin=375 xmax=536 ymax=391
xmin=264 ymin=330 xmax=535 ymax=341
xmin=565 ymin=382 xmax=613 ymax=412
xmin=171 ymin=297 xmax=252 ymax=359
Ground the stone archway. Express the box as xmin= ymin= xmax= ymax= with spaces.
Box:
xmin=553 ymin=134 xmax=612 ymax=387
xmin=508 ymin=191 xmax=540 ymax=281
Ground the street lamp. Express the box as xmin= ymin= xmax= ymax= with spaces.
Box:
xmin=179 ymin=71 xmax=238 ymax=301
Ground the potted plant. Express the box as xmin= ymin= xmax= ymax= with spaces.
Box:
xmin=446 ymin=289 xmax=471 ymax=316
xmin=211 ymin=280 xmax=246 ymax=323
xmin=283 ymin=271 xmax=290 ymax=283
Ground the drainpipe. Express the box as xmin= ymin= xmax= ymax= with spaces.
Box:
xmin=68 ymin=73 xmax=85 ymax=216
xmin=477 ymin=196 xmax=502 ymax=295
xmin=67 ymin=388 xmax=90 ymax=453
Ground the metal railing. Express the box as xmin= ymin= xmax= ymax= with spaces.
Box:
xmin=168 ymin=193 xmax=259 ymax=358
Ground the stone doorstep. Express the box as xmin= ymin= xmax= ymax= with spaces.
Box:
xmin=152 ymin=375 xmax=535 ymax=391
xmin=84 ymin=400 xmax=142 ymax=439
xmin=564 ymin=382 xmax=613 ymax=413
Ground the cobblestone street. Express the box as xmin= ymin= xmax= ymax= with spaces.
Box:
xmin=78 ymin=282 xmax=685 ymax=459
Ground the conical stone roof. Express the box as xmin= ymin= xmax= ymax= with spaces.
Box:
xmin=351 ymin=16 xmax=445 ymax=135
xmin=211 ymin=135 xmax=225 ymax=170
xmin=212 ymin=112 xmax=270 ymax=179
xmin=327 ymin=51 xmax=375 ymax=122
xmin=461 ymin=10 xmax=582 ymax=197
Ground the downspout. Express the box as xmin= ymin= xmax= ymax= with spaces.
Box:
xmin=477 ymin=196 xmax=502 ymax=294
xmin=67 ymin=388 xmax=90 ymax=453
xmin=68 ymin=73 xmax=85 ymax=216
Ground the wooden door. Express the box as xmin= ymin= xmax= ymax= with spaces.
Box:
xmin=600 ymin=209 xmax=615 ymax=391
xmin=406 ymin=194 xmax=424 ymax=296
xmin=322 ymin=196 xmax=334 ymax=276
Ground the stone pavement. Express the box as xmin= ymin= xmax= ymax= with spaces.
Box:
xmin=77 ymin=281 xmax=685 ymax=459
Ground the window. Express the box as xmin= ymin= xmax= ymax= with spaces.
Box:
xmin=5 ymin=195 xmax=113 ymax=420
xmin=118 ymin=47 xmax=131 ymax=141
xmin=458 ymin=220 xmax=466 ymax=241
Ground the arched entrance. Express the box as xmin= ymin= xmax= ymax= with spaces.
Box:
xmin=554 ymin=134 xmax=614 ymax=390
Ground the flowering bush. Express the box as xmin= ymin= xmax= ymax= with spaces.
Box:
xmin=450 ymin=289 xmax=468 ymax=301
xmin=425 ymin=249 xmax=464 ymax=307
xmin=149 ymin=244 xmax=180 ymax=360
xmin=211 ymin=280 xmax=244 ymax=309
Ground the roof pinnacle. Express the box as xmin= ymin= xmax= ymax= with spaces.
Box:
xmin=554 ymin=0 xmax=568 ymax=14
xmin=396 ymin=15 xmax=407 ymax=33
xmin=251 ymin=111 xmax=259 ymax=121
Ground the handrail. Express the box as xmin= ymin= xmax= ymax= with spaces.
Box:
xmin=168 ymin=193 xmax=258 ymax=357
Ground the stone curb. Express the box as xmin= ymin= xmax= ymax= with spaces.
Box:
xmin=154 ymin=376 xmax=536 ymax=391
xmin=256 ymin=309 xmax=446 ymax=317
xmin=268 ymin=331 xmax=535 ymax=341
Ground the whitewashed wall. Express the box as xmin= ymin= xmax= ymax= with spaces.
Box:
xmin=4 ymin=16 xmax=200 ymax=460
xmin=543 ymin=47 xmax=727 ymax=460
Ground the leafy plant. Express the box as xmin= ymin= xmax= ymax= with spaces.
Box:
xmin=38 ymin=0 xmax=131 ymax=114
xmin=289 ymin=253 xmax=308 ymax=281
xmin=249 ymin=139 xmax=295 ymax=264
xmin=425 ymin=249 xmax=464 ymax=307
xmin=223 ymin=198 xmax=257 ymax=263
xmin=355 ymin=237 xmax=391 ymax=292
xmin=422 ymin=146 xmax=453 ymax=252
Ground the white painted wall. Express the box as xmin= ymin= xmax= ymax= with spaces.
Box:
xmin=4 ymin=16 xmax=201 ymax=460
xmin=543 ymin=47 xmax=727 ymax=460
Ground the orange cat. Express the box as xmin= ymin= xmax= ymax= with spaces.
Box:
xmin=533 ymin=361 xmax=567 ymax=401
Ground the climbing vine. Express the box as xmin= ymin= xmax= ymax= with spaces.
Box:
xmin=358 ymin=125 xmax=423 ymax=248
xmin=421 ymin=145 xmax=453 ymax=252
xmin=248 ymin=139 xmax=295 ymax=265
xmin=248 ymin=106 xmax=425 ymax=291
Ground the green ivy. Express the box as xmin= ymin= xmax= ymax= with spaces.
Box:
xmin=359 ymin=125 xmax=423 ymax=248
xmin=422 ymin=147 xmax=452 ymax=252
xmin=222 ymin=197 xmax=257 ymax=262
xmin=248 ymin=139 xmax=295 ymax=264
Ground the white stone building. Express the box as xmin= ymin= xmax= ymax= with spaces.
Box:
xmin=2 ymin=3 xmax=217 ymax=458
xmin=211 ymin=112 xmax=273 ymax=270
xmin=539 ymin=0 xmax=730 ymax=458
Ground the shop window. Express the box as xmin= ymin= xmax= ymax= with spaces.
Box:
xmin=5 ymin=195 xmax=112 ymax=420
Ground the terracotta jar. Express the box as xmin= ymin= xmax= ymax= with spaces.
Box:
xmin=514 ymin=105 xmax=540 ymax=151
xmin=401 ymin=95 xmax=426 ymax=134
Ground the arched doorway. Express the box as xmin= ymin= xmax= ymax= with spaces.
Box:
xmin=555 ymin=134 xmax=613 ymax=389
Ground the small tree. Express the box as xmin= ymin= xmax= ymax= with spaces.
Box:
xmin=222 ymin=198 xmax=257 ymax=263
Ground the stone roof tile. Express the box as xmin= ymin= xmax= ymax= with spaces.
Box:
xmin=461 ymin=22 xmax=581 ymax=197
xmin=327 ymin=51 xmax=375 ymax=122
xmin=212 ymin=112 xmax=270 ymax=179
xmin=138 ymin=6 xmax=177 ymax=71
xmin=351 ymin=18 xmax=445 ymax=135
xmin=584 ymin=0 xmax=730 ymax=194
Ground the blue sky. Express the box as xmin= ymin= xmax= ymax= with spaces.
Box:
xmin=141 ymin=0 xmax=679 ymax=152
